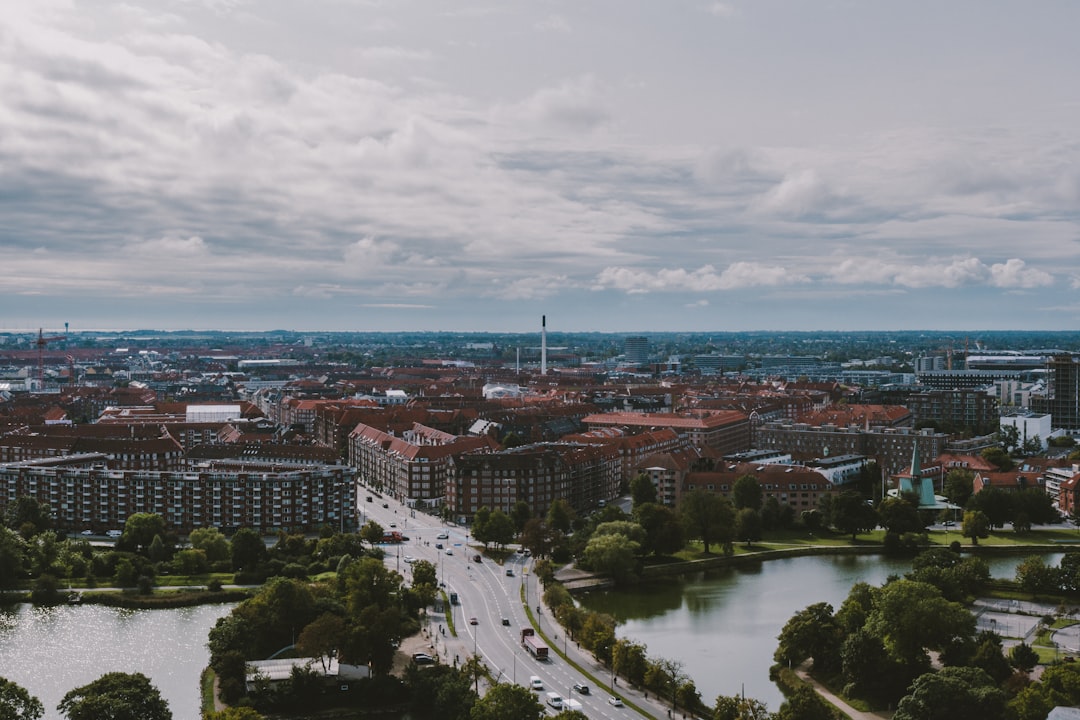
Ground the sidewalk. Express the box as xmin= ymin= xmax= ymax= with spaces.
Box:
xmin=793 ymin=664 xmax=893 ymax=720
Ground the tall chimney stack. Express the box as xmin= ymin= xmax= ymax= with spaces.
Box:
xmin=541 ymin=315 xmax=547 ymax=376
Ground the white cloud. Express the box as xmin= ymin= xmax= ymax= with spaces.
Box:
xmin=535 ymin=15 xmax=571 ymax=33
xmin=830 ymin=256 xmax=1055 ymax=289
xmin=595 ymin=262 xmax=809 ymax=294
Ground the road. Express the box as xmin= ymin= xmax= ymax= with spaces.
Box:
xmin=357 ymin=487 xmax=650 ymax=719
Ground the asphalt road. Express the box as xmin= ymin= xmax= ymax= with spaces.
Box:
xmin=357 ymin=487 xmax=655 ymax=718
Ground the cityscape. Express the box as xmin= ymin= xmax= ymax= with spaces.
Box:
xmin=5 ymin=327 xmax=1080 ymax=718
xmin=4 ymin=1 xmax=1080 ymax=718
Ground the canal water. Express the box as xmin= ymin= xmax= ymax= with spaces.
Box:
xmin=576 ymin=552 xmax=1060 ymax=712
xmin=0 ymin=602 xmax=235 ymax=720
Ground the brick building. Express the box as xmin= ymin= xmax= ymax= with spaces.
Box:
xmin=580 ymin=411 xmax=750 ymax=455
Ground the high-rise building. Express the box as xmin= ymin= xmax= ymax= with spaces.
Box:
xmin=1046 ymin=355 xmax=1080 ymax=430
xmin=625 ymin=336 xmax=649 ymax=365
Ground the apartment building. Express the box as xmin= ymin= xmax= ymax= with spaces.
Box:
xmin=446 ymin=442 xmax=620 ymax=521
xmin=580 ymin=410 xmax=750 ymax=455
xmin=0 ymin=460 xmax=352 ymax=533
xmin=349 ymin=422 xmax=499 ymax=507
xmin=755 ymin=421 xmax=948 ymax=475
xmin=683 ymin=463 xmax=835 ymax=512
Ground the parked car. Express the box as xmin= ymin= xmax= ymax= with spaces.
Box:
xmin=412 ymin=653 xmax=435 ymax=665
xmin=106 ymin=530 xmax=122 ymax=538
xmin=435 ymin=543 xmax=444 ymax=549
xmin=404 ymin=555 xmax=415 ymax=563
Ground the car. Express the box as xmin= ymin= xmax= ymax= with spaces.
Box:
xmin=472 ymin=554 xmax=482 ymax=563
xmin=106 ymin=530 xmax=122 ymax=538
xmin=435 ymin=543 xmax=444 ymax=549
xmin=546 ymin=692 xmax=563 ymax=709
xmin=436 ymin=531 xmax=449 ymax=539
xmin=389 ymin=522 xmax=397 ymax=528
xmin=501 ymin=617 xmax=510 ymax=626
xmin=80 ymin=530 xmax=94 ymax=536
xmin=469 ymin=617 xmax=478 ymax=625
xmin=366 ymin=496 xmax=372 ymax=502
xmin=943 ymin=520 xmax=955 ymax=527
xmin=382 ymin=502 xmax=389 ymax=508
xmin=404 ymin=555 xmax=415 ymax=563
xmin=445 ymin=548 xmax=453 ymax=555
xmin=608 ymin=695 xmax=624 ymax=707
xmin=505 ymin=568 xmax=514 ymax=577
xmin=522 ymin=549 xmax=531 ymax=556
xmin=412 ymin=652 xmax=435 ymax=665
xmin=530 ymin=676 xmax=544 ymax=691
xmin=572 ymin=683 xmax=590 ymax=695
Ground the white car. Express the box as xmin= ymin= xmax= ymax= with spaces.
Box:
xmin=404 ymin=555 xmax=415 ymax=563
xmin=608 ymin=696 xmax=624 ymax=707
xmin=445 ymin=548 xmax=453 ymax=555
xmin=436 ymin=531 xmax=449 ymax=539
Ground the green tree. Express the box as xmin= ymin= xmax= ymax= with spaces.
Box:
xmin=633 ymin=502 xmax=684 ymax=556
xmin=582 ymin=533 xmax=638 ymax=583
xmin=893 ymin=666 xmax=1006 ymax=720
xmin=57 ymin=672 xmax=171 ymax=720
xmin=3 ymin=497 xmax=52 ymax=539
xmin=877 ymin=496 xmax=921 ymax=535
xmin=981 ymin=446 xmax=1014 ymax=472
xmin=967 ymin=487 xmax=1014 ymax=528
xmin=205 ymin=709 xmax=264 ymax=720
xmin=962 ymin=510 xmax=990 ymax=546
xmin=511 ymin=501 xmax=533 ymax=533
xmin=678 ymin=490 xmax=734 ymax=554
xmin=0 ymin=527 xmax=26 ymax=590
xmin=296 ymin=612 xmax=346 ymax=672
xmin=731 ymin=474 xmax=763 ymax=511
xmin=713 ymin=694 xmax=772 ymax=720
xmin=469 ymin=682 xmax=543 ymax=720
xmin=942 ymin=469 xmax=974 ymax=507
xmin=998 ymin=424 xmax=1020 ymax=453
xmin=189 ymin=527 xmax=231 ymax=562
xmin=612 ymin=639 xmax=649 ymax=686
xmin=630 ymin=473 xmax=658 ymax=507
xmin=1016 ymin=555 xmax=1059 ymax=595
xmin=121 ymin=513 xmax=166 ymax=554
xmin=230 ymin=527 xmax=266 ymax=570
xmin=483 ymin=510 xmax=516 ymax=549
xmin=734 ymin=508 xmax=762 ymax=547
xmin=775 ymin=602 xmax=843 ymax=673
xmin=864 ymin=580 xmax=975 ymax=668
xmin=546 ymin=500 xmax=574 ymax=534
xmin=0 ymin=676 xmax=44 ymax=720
xmin=832 ymin=491 xmax=879 ymax=539
xmin=359 ymin=520 xmax=385 ymax=547
xmin=472 ymin=507 xmax=492 ymax=546
xmin=775 ymin=684 xmax=834 ymax=720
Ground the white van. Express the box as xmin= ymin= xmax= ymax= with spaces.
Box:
xmin=546 ymin=692 xmax=563 ymax=709
xmin=529 ymin=675 xmax=543 ymax=691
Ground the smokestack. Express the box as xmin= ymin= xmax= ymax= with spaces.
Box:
xmin=541 ymin=315 xmax=547 ymax=376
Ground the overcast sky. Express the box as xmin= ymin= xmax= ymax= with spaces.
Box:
xmin=2 ymin=1 xmax=1079 ymax=334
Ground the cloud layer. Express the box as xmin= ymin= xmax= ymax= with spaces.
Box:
xmin=1 ymin=1 xmax=1078 ymax=332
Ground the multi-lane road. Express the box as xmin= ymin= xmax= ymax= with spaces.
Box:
xmin=356 ymin=487 xmax=659 ymax=719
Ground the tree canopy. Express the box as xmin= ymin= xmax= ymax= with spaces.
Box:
xmin=57 ymin=672 xmax=171 ymax=720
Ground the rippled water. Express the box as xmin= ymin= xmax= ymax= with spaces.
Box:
xmin=0 ymin=602 xmax=235 ymax=720
xmin=577 ymin=552 xmax=1059 ymax=711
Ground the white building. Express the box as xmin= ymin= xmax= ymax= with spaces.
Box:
xmin=1000 ymin=412 xmax=1052 ymax=450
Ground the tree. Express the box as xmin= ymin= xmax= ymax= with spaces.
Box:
xmin=1015 ymin=555 xmax=1059 ymax=595
xmin=633 ymin=502 xmax=684 ymax=556
xmin=775 ymin=684 xmax=834 ymax=720
xmin=121 ymin=513 xmax=165 ymax=554
xmin=774 ymin=602 xmax=843 ymax=673
xmin=734 ymin=508 xmax=762 ymax=547
xmin=469 ymin=682 xmax=543 ymax=720
xmin=893 ymin=666 xmax=1007 ymax=720
xmin=582 ymin=533 xmax=638 ymax=583
xmin=57 ymin=672 xmax=171 ymax=720
xmin=732 ymin=475 xmax=763 ymax=511
xmin=864 ymin=580 xmax=975 ymax=668
xmin=967 ymin=487 xmax=1014 ymax=528
xmin=877 ymin=496 xmax=921 ymax=535
xmin=519 ymin=518 xmax=551 ymax=558
xmin=546 ymin=500 xmax=575 ymax=534
xmin=832 ymin=491 xmax=879 ymax=539
xmin=713 ymin=694 xmax=772 ymax=720
xmin=483 ymin=510 xmax=516 ymax=549
xmin=0 ymin=676 xmax=43 ymax=720
xmin=630 ymin=473 xmax=658 ymax=507
xmin=205 ymin=709 xmax=264 ymax=720
xmin=612 ymin=639 xmax=649 ymax=686
xmin=296 ymin=612 xmax=346 ymax=672
xmin=981 ymin=446 xmax=1014 ymax=472
xmin=999 ymin=424 xmax=1021 ymax=453
xmin=943 ymin=469 xmax=974 ymax=508
xmin=678 ymin=490 xmax=734 ymax=554
xmin=511 ymin=501 xmax=532 ymax=533
xmin=962 ymin=510 xmax=990 ymax=546
xmin=189 ymin=527 xmax=231 ymax=563
xmin=3 ymin=497 xmax=52 ymax=539
xmin=230 ymin=527 xmax=266 ymax=570
xmin=359 ymin=520 xmax=385 ymax=547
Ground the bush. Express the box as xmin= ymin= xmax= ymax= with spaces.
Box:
xmin=208 ymin=578 xmax=223 ymax=592
xmin=281 ymin=563 xmax=308 ymax=579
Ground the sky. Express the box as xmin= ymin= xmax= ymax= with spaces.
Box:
xmin=2 ymin=1 xmax=1079 ymax=334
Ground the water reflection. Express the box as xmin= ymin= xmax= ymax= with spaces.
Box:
xmin=0 ymin=603 xmax=234 ymax=720
xmin=579 ymin=552 xmax=1061 ymax=711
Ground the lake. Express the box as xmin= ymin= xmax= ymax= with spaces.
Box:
xmin=0 ymin=602 xmax=235 ymax=720
xmin=576 ymin=551 xmax=1061 ymax=711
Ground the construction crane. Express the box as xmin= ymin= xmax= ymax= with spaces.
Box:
xmin=36 ymin=328 xmax=66 ymax=386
